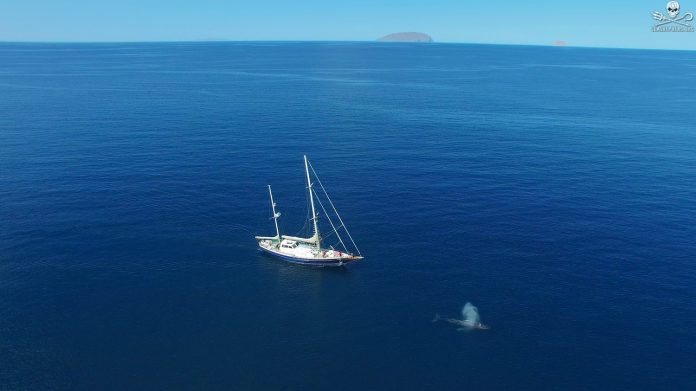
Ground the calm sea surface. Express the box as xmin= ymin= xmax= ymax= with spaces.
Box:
xmin=1 ymin=42 xmax=695 ymax=390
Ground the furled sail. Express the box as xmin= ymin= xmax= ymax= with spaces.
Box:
xmin=281 ymin=233 xmax=319 ymax=244
xmin=255 ymin=235 xmax=279 ymax=240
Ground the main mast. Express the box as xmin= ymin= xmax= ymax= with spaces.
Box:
xmin=268 ymin=185 xmax=280 ymax=239
xmin=304 ymin=155 xmax=320 ymax=248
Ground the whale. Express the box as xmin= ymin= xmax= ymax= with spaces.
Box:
xmin=432 ymin=313 xmax=490 ymax=331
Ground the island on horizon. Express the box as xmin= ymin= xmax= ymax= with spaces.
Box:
xmin=377 ymin=32 xmax=433 ymax=42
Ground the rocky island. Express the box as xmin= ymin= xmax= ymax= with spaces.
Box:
xmin=377 ymin=32 xmax=433 ymax=42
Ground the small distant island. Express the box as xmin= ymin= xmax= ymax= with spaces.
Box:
xmin=377 ymin=32 xmax=433 ymax=42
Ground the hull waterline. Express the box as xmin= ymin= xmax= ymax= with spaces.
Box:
xmin=259 ymin=245 xmax=362 ymax=267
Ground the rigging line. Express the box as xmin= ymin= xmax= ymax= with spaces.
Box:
xmin=311 ymin=187 xmax=345 ymax=250
xmin=322 ymin=229 xmax=336 ymax=241
xmin=308 ymin=161 xmax=361 ymax=255
xmin=322 ymin=233 xmax=343 ymax=251
xmin=294 ymin=187 xmax=312 ymax=237
xmin=296 ymin=219 xmax=308 ymax=237
xmin=312 ymin=187 xmax=348 ymax=253
xmin=320 ymin=223 xmax=345 ymax=241
xmin=229 ymin=223 xmax=256 ymax=234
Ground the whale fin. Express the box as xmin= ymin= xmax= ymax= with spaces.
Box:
xmin=432 ymin=313 xmax=441 ymax=322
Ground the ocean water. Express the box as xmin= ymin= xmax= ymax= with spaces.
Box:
xmin=1 ymin=42 xmax=695 ymax=390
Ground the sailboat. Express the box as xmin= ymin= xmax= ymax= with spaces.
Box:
xmin=255 ymin=155 xmax=363 ymax=266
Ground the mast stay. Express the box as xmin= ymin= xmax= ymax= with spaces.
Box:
xmin=312 ymin=187 xmax=348 ymax=252
xmin=308 ymin=161 xmax=361 ymax=256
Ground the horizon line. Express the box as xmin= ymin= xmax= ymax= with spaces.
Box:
xmin=0 ymin=39 xmax=692 ymax=52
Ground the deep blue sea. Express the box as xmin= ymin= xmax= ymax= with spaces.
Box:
xmin=1 ymin=42 xmax=695 ymax=390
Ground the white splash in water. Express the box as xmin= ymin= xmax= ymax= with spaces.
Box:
xmin=461 ymin=302 xmax=480 ymax=326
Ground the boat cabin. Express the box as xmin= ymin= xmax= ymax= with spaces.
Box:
xmin=280 ymin=239 xmax=299 ymax=249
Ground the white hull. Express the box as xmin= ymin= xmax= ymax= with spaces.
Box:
xmin=257 ymin=239 xmax=362 ymax=265
xmin=255 ymin=156 xmax=363 ymax=266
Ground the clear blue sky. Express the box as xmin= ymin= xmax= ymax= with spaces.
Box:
xmin=1 ymin=0 xmax=694 ymax=49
